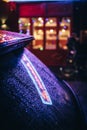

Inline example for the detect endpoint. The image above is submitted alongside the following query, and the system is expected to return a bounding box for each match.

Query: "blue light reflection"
[21,53,52,105]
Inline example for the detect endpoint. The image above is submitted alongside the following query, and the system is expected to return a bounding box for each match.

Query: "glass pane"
[45,18,57,27]
[58,17,71,50]
[18,18,31,35]
[32,17,44,50]
[45,18,57,50]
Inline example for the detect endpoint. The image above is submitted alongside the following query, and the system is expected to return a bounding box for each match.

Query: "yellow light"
[38,17,43,21]
[60,23,64,26]
[63,46,68,50]
[38,23,42,26]
[2,0,10,2]
[40,47,43,51]
[50,29,54,33]
[38,30,42,33]
[1,18,6,24]
[47,21,50,25]
[62,29,66,33]
[1,24,7,29]
[28,23,31,26]
[50,19,53,23]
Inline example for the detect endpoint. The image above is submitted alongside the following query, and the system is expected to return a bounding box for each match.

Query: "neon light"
[21,53,52,105]
[7,0,80,2]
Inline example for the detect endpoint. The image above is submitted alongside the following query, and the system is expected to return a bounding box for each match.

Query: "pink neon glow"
[21,53,52,105]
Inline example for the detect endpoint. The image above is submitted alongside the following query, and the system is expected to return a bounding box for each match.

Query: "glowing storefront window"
[58,17,71,50]
[18,18,31,35]
[33,17,44,50]
[45,18,57,50]
[45,18,57,27]
[18,17,71,50]
[21,53,52,105]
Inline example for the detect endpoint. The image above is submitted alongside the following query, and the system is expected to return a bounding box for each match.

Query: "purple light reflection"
[21,53,52,105]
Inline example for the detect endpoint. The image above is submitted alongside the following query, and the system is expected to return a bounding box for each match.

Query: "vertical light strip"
[21,53,52,105]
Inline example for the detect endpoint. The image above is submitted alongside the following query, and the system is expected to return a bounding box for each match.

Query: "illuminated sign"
[21,53,52,105]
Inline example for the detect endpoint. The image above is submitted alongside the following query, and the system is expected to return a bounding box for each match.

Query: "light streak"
[21,53,52,105]
[5,0,80,2]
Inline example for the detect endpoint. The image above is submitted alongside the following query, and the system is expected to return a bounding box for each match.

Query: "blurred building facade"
[0,1,87,66]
